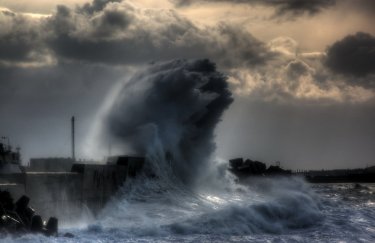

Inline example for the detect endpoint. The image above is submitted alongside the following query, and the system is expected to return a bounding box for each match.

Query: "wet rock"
[46,217,58,236]
[63,232,74,238]
[30,215,43,232]
[0,190,58,236]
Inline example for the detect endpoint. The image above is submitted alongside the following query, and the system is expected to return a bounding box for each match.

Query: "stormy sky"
[0,0,374,170]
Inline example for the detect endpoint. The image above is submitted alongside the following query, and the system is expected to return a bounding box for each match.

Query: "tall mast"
[71,116,75,161]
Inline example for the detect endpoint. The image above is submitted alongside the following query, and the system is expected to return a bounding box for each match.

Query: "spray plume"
[101,59,233,184]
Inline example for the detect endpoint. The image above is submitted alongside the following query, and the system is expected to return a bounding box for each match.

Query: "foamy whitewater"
[3,60,374,242]
[3,178,375,243]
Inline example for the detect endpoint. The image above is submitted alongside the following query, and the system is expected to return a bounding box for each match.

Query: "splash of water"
[76,59,324,239]
[99,59,233,185]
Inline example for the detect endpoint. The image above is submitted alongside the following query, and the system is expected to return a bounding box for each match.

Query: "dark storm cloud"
[172,0,335,18]
[0,0,373,101]
[0,0,274,68]
[325,32,375,83]
[93,7,132,31]
[285,59,312,79]
[46,2,273,67]
[0,0,372,103]
[270,0,335,17]
[343,0,375,16]
[1,9,15,17]
[0,11,44,63]
[325,32,375,89]
[78,0,123,14]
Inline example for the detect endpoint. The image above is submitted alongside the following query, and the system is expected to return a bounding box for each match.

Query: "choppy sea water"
[2,177,375,243]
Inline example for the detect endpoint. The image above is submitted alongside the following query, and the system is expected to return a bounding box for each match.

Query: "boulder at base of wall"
[0,190,59,236]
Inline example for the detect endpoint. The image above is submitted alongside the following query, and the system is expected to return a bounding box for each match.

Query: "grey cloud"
[0,0,274,68]
[283,60,313,92]
[214,24,273,67]
[326,32,375,77]
[0,0,373,105]
[0,11,43,63]
[46,3,273,67]
[325,32,375,89]
[48,5,75,35]
[94,7,132,31]
[1,9,15,17]
[285,59,312,79]
[78,0,123,14]
[172,0,335,19]
[228,49,374,104]
[271,0,335,17]
[342,0,375,16]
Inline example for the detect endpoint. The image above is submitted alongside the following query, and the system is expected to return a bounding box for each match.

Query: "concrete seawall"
[0,156,144,224]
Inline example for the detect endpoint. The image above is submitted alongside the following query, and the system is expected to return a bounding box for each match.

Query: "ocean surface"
[2,175,374,243]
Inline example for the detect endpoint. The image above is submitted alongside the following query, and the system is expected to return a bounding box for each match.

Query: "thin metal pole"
[71,116,75,160]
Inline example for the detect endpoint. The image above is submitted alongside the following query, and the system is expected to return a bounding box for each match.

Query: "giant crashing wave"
[84,59,323,238]
[102,59,233,185]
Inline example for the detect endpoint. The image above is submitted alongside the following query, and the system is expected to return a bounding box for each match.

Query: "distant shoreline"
[228,157,375,183]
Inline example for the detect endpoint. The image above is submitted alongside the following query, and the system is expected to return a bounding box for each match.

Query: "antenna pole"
[71,116,75,161]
